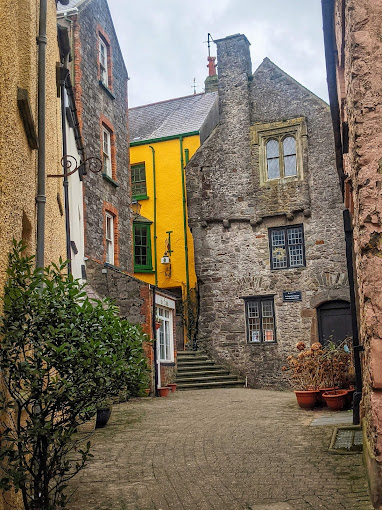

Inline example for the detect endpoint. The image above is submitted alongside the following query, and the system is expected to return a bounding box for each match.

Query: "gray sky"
[107,0,328,108]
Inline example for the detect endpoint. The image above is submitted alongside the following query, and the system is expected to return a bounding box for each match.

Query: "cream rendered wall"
[0,0,66,300]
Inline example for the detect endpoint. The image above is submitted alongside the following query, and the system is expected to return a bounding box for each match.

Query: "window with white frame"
[269,225,305,270]
[245,297,276,343]
[105,212,114,264]
[102,127,111,177]
[156,306,174,362]
[99,37,108,87]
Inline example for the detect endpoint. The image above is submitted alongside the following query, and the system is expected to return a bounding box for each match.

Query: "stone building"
[186,34,350,388]
[57,0,131,275]
[57,0,178,393]
[322,1,382,506]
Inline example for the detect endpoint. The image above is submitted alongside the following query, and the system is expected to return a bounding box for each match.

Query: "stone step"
[177,356,209,363]
[177,380,245,390]
[177,369,231,378]
[177,363,225,372]
[176,374,239,384]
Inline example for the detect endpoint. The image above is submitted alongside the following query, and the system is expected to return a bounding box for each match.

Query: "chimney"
[204,56,218,93]
[215,33,252,81]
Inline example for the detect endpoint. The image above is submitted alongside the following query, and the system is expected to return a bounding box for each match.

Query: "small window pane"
[287,227,303,245]
[283,136,296,156]
[131,164,147,197]
[266,139,279,158]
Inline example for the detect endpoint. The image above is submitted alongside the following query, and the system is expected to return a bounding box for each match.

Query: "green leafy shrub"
[0,241,149,509]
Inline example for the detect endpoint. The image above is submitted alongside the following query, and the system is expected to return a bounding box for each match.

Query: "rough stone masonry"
[186,34,350,388]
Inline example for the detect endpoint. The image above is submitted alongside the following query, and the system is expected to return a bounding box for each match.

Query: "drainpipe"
[149,146,158,286]
[151,285,160,396]
[36,0,48,269]
[343,209,363,425]
[179,136,190,296]
[60,65,72,274]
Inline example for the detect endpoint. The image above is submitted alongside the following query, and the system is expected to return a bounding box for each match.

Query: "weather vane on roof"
[192,78,197,94]
[203,33,214,57]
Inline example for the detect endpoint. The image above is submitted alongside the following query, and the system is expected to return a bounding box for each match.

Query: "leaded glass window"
[269,225,305,270]
[265,135,298,180]
[283,136,297,176]
[246,298,276,343]
[131,164,147,198]
[266,139,280,179]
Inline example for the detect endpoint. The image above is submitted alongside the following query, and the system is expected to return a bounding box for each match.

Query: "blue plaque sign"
[283,291,302,302]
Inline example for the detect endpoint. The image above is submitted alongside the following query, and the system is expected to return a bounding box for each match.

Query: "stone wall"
[71,0,132,272]
[329,0,382,505]
[187,34,349,388]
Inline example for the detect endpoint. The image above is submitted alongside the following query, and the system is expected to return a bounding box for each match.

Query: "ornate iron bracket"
[47,155,102,178]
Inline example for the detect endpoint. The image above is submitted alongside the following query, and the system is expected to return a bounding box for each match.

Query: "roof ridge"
[129,92,206,110]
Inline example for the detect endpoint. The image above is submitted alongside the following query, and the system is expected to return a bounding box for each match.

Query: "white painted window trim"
[102,127,111,177]
[156,304,174,363]
[99,37,108,87]
[105,212,114,265]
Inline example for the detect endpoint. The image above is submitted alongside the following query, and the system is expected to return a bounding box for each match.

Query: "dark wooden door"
[317,300,352,346]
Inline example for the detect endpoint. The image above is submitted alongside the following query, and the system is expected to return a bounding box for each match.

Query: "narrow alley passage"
[68,389,372,510]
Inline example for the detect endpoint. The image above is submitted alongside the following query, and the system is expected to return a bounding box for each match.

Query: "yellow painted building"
[129,92,218,347]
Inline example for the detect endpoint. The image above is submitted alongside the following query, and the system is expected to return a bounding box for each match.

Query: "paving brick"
[67,389,372,510]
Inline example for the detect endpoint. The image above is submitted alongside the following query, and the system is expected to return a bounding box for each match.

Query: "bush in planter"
[282,341,324,391]
[0,241,149,509]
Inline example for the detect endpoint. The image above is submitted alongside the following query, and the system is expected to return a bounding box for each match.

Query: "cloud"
[107,0,328,107]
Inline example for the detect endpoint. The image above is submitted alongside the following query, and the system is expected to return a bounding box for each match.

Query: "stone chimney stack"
[204,56,218,93]
[214,33,252,190]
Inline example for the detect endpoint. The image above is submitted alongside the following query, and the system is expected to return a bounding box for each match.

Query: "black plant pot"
[96,407,112,428]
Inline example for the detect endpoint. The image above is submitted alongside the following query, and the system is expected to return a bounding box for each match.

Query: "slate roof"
[57,0,89,13]
[129,92,218,143]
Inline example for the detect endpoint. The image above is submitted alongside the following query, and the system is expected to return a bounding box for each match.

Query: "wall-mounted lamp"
[132,200,142,219]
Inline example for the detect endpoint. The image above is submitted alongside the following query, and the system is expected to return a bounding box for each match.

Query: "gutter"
[179,136,190,296]
[149,146,158,286]
[130,131,199,147]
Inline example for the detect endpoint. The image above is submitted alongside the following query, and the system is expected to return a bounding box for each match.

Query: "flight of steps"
[176,351,245,390]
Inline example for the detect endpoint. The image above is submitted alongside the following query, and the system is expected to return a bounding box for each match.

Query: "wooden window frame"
[156,305,175,363]
[244,296,277,344]
[105,212,114,265]
[102,126,112,177]
[133,222,153,272]
[131,163,148,200]
[268,224,306,270]
[99,36,109,88]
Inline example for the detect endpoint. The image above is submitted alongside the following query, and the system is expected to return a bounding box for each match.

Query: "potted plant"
[320,339,354,410]
[283,341,323,408]
[96,398,113,428]
[167,383,177,393]
[158,386,170,397]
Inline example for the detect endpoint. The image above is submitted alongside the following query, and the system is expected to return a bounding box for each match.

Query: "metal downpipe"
[36,0,47,269]
[149,146,158,286]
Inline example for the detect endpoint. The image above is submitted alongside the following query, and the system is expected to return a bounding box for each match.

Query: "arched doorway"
[317,300,352,346]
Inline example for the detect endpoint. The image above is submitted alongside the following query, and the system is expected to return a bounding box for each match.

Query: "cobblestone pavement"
[68,388,372,510]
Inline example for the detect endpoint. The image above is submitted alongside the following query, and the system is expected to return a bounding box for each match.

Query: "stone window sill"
[99,81,115,100]
[102,173,119,187]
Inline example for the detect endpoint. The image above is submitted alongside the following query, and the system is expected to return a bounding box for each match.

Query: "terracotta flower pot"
[155,322,161,330]
[294,390,319,409]
[318,387,336,406]
[158,387,169,397]
[144,388,151,396]
[167,383,177,393]
[322,389,348,411]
